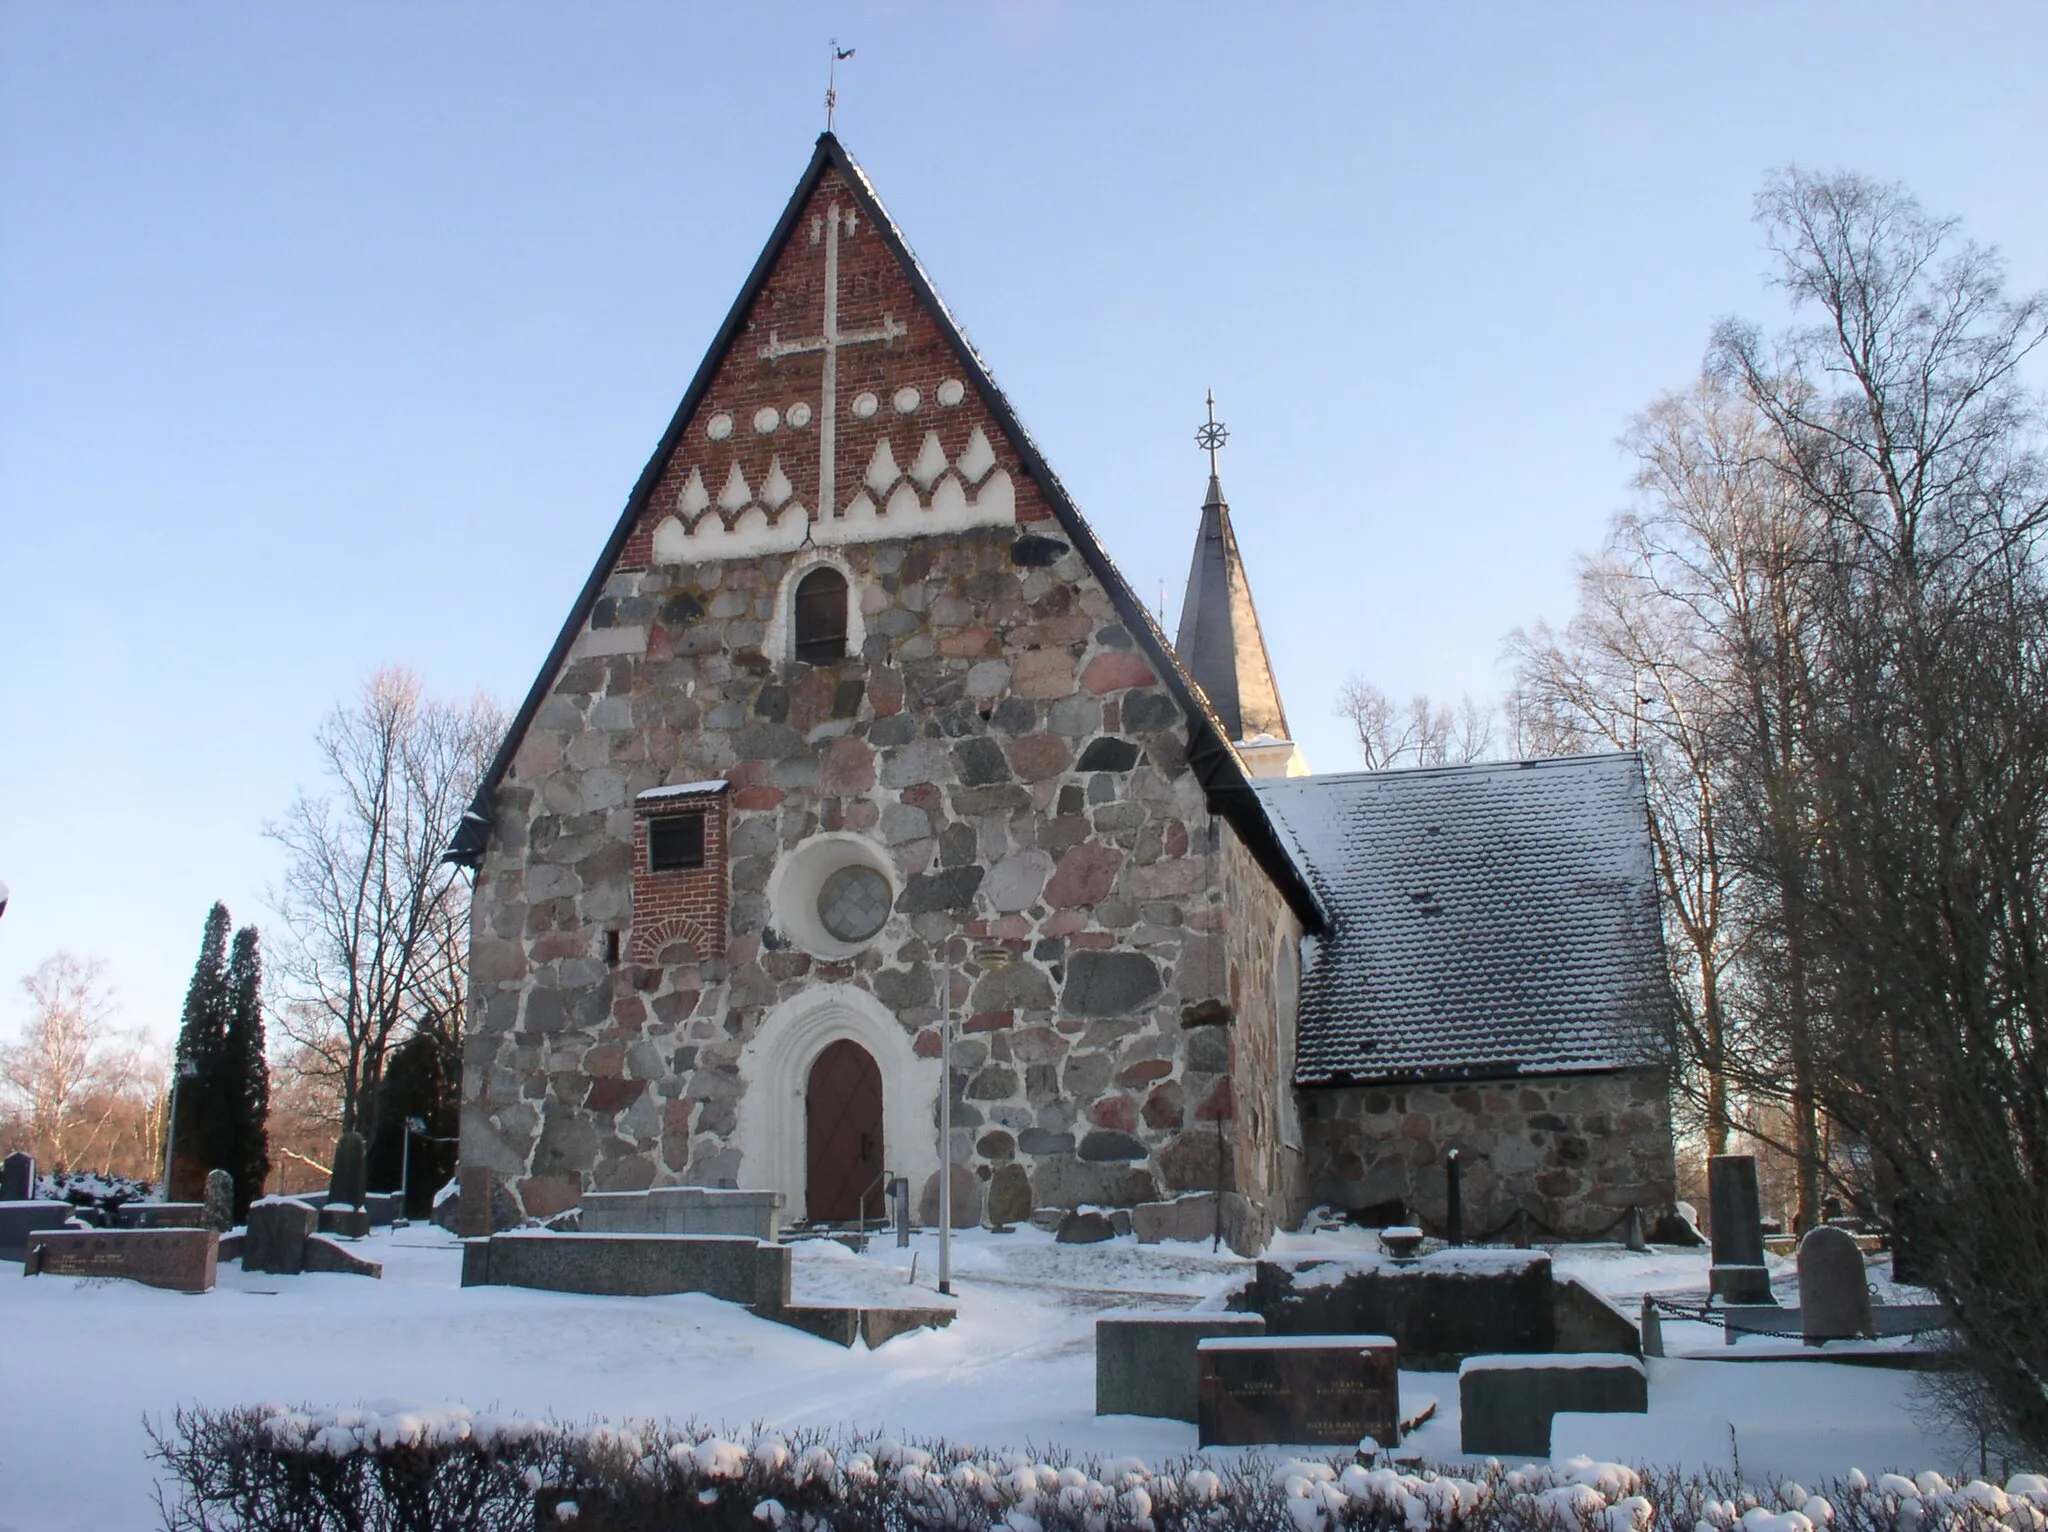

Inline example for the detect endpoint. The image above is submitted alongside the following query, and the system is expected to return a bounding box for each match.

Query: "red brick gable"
[617,168,1050,573]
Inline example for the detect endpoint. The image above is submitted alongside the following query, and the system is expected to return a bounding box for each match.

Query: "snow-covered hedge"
[40,1170,153,1212]
[149,1403,2048,1532]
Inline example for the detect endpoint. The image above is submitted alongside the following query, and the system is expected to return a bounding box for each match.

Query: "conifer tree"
[170,903,233,1200]
[222,925,271,1218]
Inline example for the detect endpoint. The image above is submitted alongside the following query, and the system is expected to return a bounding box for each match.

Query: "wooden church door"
[805,1039,883,1222]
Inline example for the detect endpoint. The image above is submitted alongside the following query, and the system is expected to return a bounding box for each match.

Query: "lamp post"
[159,1057,199,1202]
[937,948,954,1296]
[398,1117,426,1227]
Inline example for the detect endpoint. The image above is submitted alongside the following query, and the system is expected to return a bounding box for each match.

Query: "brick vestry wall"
[460,165,1291,1226]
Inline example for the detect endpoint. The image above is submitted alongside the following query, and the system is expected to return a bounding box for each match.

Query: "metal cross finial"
[825,40,855,131]
[1195,389,1229,476]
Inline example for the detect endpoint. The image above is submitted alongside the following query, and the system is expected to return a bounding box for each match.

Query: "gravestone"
[1459,1354,1646,1456]
[1132,1193,1221,1245]
[203,1170,234,1233]
[327,1131,367,1206]
[320,1132,370,1238]
[1708,1155,1774,1303]
[244,1198,319,1274]
[918,1164,982,1229]
[1056,1209,1115,1244]
[25,1228,218,1292]
[1197,1335,1400,1448]
[1798,1226,1874,1342]
[985,1164,1032,1227]
[1096,1312,1266,1421]
[0,1201,77,1261]
[1,1149,35,1202]
[114,1202,208,1229]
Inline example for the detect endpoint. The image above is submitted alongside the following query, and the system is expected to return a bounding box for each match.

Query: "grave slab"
[1097,1311,1267,1421]
[0,1201,79,1262]
[580,1187,784,1241]
[318,1204,371,1240]
[113,1202,208,1230]
[1196,1334,1399,1448]
[303,1236,383,1278]
[461,1231,791,1310]
[1459,1354,1647,1457]
[24,1228,218,1293]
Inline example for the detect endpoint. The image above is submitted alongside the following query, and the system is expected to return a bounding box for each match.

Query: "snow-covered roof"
[636,780,729,802]
[1253,753,1670,1085]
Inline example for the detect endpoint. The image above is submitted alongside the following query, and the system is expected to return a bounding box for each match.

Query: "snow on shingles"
[1253,754,1668,1084]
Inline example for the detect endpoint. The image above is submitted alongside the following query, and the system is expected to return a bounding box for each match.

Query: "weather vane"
[825,39,855,131]
[1195,389,1229,476]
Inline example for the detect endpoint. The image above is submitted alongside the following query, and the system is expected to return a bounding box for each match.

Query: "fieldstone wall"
[1215,823,1310,1247]
[462,520,1265,1221]
[1299,1071,1675,1238]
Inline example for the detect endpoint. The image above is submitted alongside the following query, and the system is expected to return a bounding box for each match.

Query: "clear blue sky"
[4,4,2045,1050]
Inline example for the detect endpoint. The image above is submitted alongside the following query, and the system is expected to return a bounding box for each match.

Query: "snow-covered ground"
[0,1224,1983,1532]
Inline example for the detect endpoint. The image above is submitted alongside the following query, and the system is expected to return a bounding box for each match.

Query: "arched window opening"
[793,566,850,663]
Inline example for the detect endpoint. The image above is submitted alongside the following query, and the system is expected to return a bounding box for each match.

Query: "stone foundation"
[1299,1070,1675,1238]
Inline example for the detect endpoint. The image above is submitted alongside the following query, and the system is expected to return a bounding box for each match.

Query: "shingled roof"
[1254,753,1671,1085]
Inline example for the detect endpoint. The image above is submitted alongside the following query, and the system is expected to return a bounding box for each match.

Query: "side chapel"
[451,135,1678,1250]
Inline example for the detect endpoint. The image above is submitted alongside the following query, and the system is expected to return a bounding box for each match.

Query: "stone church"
[451,134,1677,1250]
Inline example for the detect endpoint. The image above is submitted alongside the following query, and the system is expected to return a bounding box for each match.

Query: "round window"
[816,864,891,944]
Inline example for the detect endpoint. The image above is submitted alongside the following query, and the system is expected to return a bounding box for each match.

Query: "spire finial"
[1195,389,1229,478]
[825,40,855,131]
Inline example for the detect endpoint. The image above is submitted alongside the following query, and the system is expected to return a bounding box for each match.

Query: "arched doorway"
[806,1038,883,1222]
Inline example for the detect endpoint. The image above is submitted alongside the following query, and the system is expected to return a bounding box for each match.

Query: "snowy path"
[0,1226,1974,1531]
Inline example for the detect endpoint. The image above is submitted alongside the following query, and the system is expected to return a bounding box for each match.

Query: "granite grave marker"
[25,1227,218,1292]
[1196,1335,1400,1448]
[1799,1225,1875,1342]
[0,1149,34,1202]
[1708,1154,1774,1303]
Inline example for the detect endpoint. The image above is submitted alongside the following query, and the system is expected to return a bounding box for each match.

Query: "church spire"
[1173,397,1307,778]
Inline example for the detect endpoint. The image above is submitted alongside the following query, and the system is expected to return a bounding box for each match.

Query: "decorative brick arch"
[631,913,715,965]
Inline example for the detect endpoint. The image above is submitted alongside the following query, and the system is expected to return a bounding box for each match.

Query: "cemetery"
[1,1141,2028,1528]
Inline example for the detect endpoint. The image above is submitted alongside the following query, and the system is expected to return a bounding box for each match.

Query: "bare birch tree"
[267,668,503,1139]
[0,954,159,1173]
[1713,169,2048,1454]
[1335,680,1495,770]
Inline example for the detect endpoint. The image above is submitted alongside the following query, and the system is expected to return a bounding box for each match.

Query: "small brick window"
[793,566,849,662]
[631,783,729,964]
[648,812,706,872]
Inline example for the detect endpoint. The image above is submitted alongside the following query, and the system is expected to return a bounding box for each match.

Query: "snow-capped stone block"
[1458,1354,1646,1457]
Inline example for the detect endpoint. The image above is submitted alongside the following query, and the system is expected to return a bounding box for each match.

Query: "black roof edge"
[447,132,1329,935]
[1295,1061,1666,1090]
[446,135,844,867]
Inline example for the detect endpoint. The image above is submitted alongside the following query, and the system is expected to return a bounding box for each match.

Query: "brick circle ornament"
[754,406,781,434]
[787,401,813,428]
[937,378,966,407]
[851,391,879,420]
[893,386,921,414]
[706,413,734,441]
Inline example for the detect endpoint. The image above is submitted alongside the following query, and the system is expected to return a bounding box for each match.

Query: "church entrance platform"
[459,1229,952,1348]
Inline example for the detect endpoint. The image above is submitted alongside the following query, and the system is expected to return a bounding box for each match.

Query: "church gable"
[619,164,1041,570]
[455,136,1324,1239]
